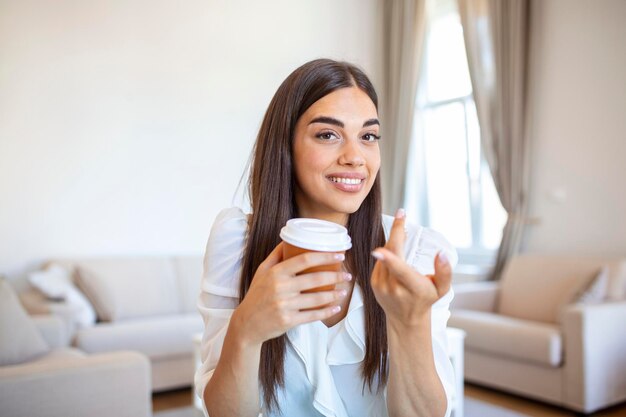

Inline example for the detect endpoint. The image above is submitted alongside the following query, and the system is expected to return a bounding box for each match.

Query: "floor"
[153,388,196,413]
[153,384,626,416]
[464,384,626,417]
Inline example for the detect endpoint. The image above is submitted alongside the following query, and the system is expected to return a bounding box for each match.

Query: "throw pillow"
[498,255,602,324]
[0,278,49,365]
[606,260,626,301]
[74,258,181,322]
[28,264,96,328]
[574,266,609,304]
[575,266,609,304]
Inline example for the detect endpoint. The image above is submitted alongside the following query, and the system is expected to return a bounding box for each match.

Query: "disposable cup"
[280,218,352,293]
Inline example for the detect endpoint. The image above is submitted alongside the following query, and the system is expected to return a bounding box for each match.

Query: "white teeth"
[329,177,363,185]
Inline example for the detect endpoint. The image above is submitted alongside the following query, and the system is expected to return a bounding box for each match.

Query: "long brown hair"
[239,59,387,413]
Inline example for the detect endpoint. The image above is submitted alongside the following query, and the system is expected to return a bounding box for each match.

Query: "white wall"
[4,0,623,281]
[0,0,383,279]
[523,0,626,256]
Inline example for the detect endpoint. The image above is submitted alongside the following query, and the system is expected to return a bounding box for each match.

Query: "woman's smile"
[326,172,366,192]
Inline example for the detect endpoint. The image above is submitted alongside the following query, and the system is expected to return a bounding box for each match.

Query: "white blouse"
[195,207,458,417]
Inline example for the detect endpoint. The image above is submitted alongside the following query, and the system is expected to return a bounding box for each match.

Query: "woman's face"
[293,86,381,225]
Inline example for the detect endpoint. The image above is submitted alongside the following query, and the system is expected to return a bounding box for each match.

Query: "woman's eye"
[362,133,381,142]
[315,131,338,141]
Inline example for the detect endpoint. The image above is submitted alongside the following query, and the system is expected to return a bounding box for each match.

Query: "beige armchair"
[449,255,626,414]
[0,314,152,417]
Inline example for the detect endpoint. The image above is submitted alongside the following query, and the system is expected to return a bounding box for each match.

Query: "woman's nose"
[338,139,365,167]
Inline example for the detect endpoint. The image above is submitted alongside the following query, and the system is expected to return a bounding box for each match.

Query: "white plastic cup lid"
[280,218,352,252]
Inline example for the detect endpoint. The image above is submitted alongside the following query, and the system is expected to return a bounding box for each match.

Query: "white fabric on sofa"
[28,264,96,328]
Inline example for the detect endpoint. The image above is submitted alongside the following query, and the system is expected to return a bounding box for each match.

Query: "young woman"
[195,59,458,417]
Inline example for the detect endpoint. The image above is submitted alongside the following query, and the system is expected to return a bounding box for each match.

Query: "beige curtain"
[458,0,531,279]
[381,0,428,213]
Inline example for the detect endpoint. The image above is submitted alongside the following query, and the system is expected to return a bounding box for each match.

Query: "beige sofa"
[449,255,626,413]
[1,280,151,417]
[20,256,205,392]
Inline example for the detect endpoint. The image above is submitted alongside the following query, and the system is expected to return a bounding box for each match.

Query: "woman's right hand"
[230,242,350,346]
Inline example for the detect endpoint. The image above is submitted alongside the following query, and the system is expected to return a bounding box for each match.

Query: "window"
[405,0,507,266]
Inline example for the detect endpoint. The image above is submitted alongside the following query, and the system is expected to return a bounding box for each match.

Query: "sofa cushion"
[74,314,203,360]
[31,315,71,349]
[0,279,49,365]
[173,256,203,313]
[449,309,562,367]
[497,255,602,323]
[74,258,181,321]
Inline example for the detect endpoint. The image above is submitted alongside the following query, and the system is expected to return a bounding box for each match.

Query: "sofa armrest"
[0,351,151,417]
[562,301,626,413]
[451,281,500,312]
[31,314,71,349]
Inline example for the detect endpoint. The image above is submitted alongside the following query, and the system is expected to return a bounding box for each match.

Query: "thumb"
[432,251,452,297]
[385,208,406,259]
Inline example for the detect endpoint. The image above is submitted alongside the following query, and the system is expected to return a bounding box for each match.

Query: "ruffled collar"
[286,283,366,417]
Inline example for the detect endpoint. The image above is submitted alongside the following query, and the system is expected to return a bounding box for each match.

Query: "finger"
[258,242,285,272]
[289,270,352,293]
[385,208,406,259]
[370,258,382,287]
[371,247,420,291]
[284,289,348,310]
[277,251,345,276]
[432,251,452,297]
[370,256,390,293]
[292,304,342,326]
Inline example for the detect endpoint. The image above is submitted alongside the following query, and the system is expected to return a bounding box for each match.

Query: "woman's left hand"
[371,210,452,327]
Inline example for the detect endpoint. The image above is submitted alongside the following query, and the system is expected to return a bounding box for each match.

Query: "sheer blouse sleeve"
[193,207,248,408]
[406,224,459,417]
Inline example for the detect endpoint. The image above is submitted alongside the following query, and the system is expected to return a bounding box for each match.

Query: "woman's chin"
[331,200,366,216]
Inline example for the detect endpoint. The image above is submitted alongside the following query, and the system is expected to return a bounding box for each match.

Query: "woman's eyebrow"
[363,118,380,127]
[309,116,380,128]
[309,116,344,127]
